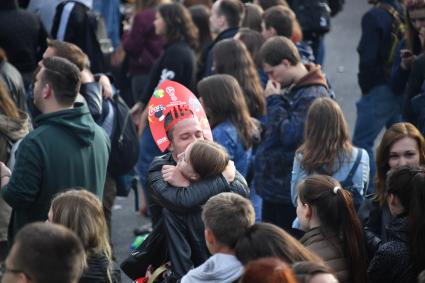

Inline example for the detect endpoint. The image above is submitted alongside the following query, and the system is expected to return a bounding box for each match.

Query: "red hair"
[240,257,298,283]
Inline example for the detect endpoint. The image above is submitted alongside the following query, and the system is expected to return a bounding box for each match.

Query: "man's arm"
[148,156,249,213]
[1,138,42,209]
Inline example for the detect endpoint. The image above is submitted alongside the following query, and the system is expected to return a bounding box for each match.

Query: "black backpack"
[107,94,139,177]
[292,0,331,35]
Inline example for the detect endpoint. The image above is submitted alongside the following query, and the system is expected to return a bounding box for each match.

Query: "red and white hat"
[147,80,212,152]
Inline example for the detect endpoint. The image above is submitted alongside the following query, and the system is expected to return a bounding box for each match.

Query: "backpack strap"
[342,148,363,185]
[376,2,404,38]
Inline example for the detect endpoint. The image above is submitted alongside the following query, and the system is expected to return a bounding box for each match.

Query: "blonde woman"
[49,189,121,283]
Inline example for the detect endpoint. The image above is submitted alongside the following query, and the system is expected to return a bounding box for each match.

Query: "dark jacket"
[2,103,110,242]
[402,53,425,123]
[140,40,196,104]
[357,0,404,94]
[254,64,330,204]
[122,7,165,76]
[80,253,121,283]
[51,1,105,73]
[300,227,350,283]
[198,27,239,80]
[0,60,28,112]
[147,152,250,280]
[0,2,47,74]
[368,216,415,283]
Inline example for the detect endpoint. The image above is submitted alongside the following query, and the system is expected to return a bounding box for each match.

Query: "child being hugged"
[163,139,231,187]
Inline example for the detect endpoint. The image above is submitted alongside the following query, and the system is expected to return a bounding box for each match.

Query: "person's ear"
[204,228,215,246]
[189,173,200,181]
[304,203,313,220]
[270,27,278,37]
[43,83,53,99]
[167,142,174,152]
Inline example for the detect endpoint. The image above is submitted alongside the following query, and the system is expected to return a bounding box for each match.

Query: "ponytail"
[298,175,368,283]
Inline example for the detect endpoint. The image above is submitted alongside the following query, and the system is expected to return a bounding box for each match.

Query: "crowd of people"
[1,0,425,282]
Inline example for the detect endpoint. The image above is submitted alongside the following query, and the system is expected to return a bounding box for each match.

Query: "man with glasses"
[0,56,110,243]
[1,222,85,283]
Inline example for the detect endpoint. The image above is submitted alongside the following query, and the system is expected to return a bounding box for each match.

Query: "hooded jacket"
[181,253,242,283]
[254,64,331,204]
[2,103,110,242]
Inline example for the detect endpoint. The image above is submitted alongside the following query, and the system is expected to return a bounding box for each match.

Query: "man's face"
[263,61,292,86]
[2,244,28,283]
[33,67,46,111]
[210,0,224,34]
[169,118,204,161]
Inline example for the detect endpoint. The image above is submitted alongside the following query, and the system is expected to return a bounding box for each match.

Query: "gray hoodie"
[181,253,243,283]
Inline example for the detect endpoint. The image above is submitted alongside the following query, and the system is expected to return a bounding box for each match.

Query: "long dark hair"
[197,74,259,149]
[298,175,368,283]
[386,165,425,274]
[406,1,425,54]
[189,5,212,53]
[158,2,199,49]
[297,97,352,175]
[212,38,266,117]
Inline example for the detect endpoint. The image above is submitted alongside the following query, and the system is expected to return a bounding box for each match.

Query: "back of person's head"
[292,261,338,283]
[376,122,425,205]
[241,3,263,32]
[262,6,293,38]
[188,140,229,179]
[136,0,166,10]
[202,192,255,249]
[46,39,86,71]
[297,175,367,283]
[236,27,265,68]
[236,222,322,265]
[240,257,298,283]
[50,189,111,259]
[298,97,352,175]
[216,0,243,28]
[212,38,265,117]
[197,74,258,149]
[159,2,199,49]
[189,4,212,51]
[183,0,212,8]
[260,36,300,66]
[386,165,425,273]
[40,56,81,107]
[7,222,85,283]
[256,0,288,10]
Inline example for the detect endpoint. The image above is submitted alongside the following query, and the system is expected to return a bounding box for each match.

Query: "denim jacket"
[290,147,370,207]
[213,120,251,177]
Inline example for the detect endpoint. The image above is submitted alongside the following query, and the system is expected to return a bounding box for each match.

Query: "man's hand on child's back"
[162,165,190,187]
[222,160,236,184]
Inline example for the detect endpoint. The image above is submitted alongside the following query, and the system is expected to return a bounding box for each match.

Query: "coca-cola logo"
[148,104,165,117]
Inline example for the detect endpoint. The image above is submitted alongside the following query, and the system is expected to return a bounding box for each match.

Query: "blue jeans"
[353,85,402,194]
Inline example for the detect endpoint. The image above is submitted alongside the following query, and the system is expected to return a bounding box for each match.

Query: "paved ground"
[111,1,370,282]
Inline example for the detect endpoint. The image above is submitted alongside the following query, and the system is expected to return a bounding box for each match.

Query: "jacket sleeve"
[1,138,42,209]
[402,55,425,121]
[147,157,249,213]
[357,13,382,94]
[274,92,320,150]
[368,243,400,282]
[391,40,410,96]
[80,82,103,123]
[290,153,307,207]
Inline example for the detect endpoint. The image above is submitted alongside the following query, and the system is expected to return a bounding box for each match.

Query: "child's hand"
[222,160,236,183]
[162,165,190,187]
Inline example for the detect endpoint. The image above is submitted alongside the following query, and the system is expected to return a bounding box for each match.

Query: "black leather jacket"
[148,152,250,215]
[147,152,250,281]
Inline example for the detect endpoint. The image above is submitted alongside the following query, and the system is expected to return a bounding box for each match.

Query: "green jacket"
[2,103,110,241]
